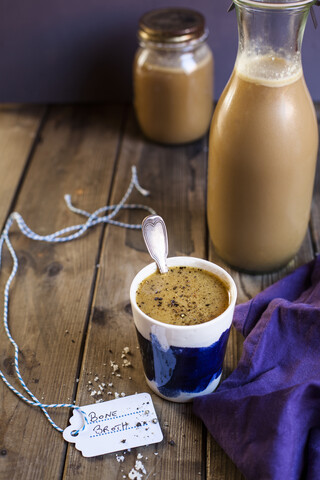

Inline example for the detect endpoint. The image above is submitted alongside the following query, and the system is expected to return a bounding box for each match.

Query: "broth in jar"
[133,8,214,144]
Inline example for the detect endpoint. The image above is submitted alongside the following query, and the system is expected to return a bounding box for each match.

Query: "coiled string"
[0,166,156,433]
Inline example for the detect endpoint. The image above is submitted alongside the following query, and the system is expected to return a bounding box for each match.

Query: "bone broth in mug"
[136,266,229,326]
[130,257,237,402]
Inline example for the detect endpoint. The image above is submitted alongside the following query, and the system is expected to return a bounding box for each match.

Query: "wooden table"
[0,104,319,480]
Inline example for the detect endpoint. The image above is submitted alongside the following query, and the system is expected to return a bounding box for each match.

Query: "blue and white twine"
[0,166,156,434]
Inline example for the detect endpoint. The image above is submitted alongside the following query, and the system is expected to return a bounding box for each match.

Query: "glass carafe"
[207,0,318,272]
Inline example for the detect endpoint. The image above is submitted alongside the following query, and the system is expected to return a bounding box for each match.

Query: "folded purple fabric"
[193,256,320,480]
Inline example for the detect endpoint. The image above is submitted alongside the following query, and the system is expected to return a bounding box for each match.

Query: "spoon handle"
[142,215,168,274]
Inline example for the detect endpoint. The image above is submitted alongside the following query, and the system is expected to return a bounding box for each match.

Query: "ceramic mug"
[130,256,237,402]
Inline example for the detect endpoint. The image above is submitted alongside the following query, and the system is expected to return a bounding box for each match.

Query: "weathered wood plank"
[63,109,209,479]
[1,101,319,480]
[0,105,124,480]
[206,232,315,479]
[0,105,45,225]
[206,106,319,479]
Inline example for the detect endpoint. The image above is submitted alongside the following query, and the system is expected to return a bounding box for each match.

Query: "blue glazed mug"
[130,256,237,402]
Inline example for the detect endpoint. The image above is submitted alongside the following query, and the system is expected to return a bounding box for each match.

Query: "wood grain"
[0,103,318,480]
[206,108,320,479]
[0,105,125,480]
[63,110,209,479]
[0,105,45,225]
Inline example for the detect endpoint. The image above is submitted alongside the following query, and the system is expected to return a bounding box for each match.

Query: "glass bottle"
[133,8,214,144]
[207,0,318,272]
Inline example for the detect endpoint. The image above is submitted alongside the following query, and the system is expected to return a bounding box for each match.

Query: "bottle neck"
[234,0,313,73]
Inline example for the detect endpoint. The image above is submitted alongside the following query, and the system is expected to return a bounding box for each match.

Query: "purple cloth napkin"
[193,256,320,480]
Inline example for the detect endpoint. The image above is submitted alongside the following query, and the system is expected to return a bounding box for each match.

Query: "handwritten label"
[63,393,163,457]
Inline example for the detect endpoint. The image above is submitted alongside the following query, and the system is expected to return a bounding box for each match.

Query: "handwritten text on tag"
[63,393,163,457]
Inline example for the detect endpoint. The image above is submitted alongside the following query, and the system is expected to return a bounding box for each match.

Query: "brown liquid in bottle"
[207,55,318,272]
[134,51,213,144]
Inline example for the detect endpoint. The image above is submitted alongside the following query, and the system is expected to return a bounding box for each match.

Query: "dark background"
[1,0,319,103]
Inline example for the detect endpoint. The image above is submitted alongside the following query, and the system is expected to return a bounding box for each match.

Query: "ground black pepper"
[136,266,229,326]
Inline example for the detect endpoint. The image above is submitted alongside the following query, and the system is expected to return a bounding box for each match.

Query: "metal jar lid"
[138,8,207,44]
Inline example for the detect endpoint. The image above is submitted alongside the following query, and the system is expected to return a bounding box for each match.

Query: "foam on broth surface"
[136,266,229,326]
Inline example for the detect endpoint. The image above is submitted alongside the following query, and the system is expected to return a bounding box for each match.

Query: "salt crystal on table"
[135,460,146,474]
[128,469,142,480]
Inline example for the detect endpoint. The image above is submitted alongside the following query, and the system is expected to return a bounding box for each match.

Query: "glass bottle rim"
[233,0,316,9]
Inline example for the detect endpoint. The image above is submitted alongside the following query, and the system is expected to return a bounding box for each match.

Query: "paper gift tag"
[63,393,163,457]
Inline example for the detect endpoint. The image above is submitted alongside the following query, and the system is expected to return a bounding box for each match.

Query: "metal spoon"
[142,215,168,274]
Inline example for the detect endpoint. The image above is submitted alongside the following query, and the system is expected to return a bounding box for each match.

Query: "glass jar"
[207,0,318,273]
[133,8,214,145]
